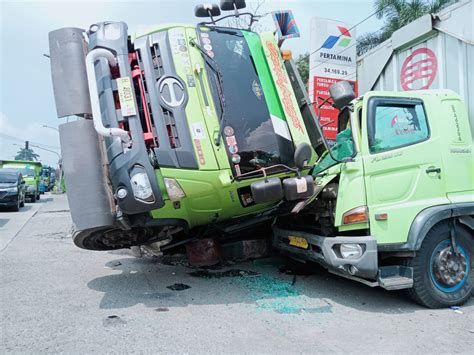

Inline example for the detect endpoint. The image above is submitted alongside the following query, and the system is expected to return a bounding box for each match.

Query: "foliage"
[357,0,458,55]
[15,148,40,161]
[224,0,267,32]
[295,53,310,87]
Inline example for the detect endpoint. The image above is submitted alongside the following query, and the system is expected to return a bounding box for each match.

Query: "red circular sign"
[400,48,438,91]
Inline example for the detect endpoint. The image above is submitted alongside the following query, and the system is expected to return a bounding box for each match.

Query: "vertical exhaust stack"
[49,28,115,237]
[48,28,92,118]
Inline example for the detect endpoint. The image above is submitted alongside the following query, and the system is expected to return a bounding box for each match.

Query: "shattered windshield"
[200,27,294,176]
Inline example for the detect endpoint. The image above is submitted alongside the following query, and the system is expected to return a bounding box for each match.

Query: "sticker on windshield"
[252,80,263,100]
[202,37,211,45]
[226,135,237,146]
[204,44,212,51]
[200,32,209,38]
[234,164,241,176]
[224,126,234,136]
[231,154,241,164]
[228,145,239,154]
[206,51,214,58]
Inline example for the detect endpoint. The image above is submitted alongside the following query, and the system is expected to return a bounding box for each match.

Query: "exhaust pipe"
[48,28,92,118]
[85,48,131,145]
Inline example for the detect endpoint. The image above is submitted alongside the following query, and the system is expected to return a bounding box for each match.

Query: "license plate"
[116,77,137,117]
[288,236,309,249]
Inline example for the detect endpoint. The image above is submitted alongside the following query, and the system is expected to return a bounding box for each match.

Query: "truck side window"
[369,101,429,153]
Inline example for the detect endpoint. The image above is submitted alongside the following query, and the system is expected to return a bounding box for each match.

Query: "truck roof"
[0,159,42,167]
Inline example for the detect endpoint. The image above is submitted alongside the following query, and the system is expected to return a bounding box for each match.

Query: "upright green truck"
[273,82,473,308]
[0,160,42,202]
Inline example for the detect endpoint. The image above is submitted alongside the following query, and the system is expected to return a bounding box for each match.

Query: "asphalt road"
[1,194,473,353]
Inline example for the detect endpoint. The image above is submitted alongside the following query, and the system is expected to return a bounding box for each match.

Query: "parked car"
[0,169,26,211]
[0,160,42,203]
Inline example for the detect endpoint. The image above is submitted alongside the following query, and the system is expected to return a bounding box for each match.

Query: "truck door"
[361,94,450,245]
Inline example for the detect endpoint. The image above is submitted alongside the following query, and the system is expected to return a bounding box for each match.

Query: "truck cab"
[49,2,322,251]
[273,84,473,308]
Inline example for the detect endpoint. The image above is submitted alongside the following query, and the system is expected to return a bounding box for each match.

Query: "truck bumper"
[273,226,378,279]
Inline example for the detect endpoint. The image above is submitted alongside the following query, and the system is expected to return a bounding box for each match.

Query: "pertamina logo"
[321,26,352,49]
[319,26,353,63]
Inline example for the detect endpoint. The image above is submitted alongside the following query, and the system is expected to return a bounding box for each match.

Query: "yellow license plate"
[288,236,309,249]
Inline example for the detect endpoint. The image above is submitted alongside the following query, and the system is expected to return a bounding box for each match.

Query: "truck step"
[377,266,413,290]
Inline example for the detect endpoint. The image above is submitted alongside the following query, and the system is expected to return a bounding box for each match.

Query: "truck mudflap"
[273,226,415,290]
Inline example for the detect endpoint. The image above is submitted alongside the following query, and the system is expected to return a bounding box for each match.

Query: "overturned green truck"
[48,2,323,251]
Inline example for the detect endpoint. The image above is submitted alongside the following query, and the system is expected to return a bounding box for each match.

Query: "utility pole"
[23,141,29,160]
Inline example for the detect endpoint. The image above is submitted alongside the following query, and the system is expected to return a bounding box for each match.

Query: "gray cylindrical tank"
[59,120,114,231]
[49,27,92,118]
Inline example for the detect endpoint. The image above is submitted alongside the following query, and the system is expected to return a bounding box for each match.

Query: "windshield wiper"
[189,37,227,146]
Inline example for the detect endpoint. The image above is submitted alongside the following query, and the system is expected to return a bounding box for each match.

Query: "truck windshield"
[20,168,35,177]
[202,27,294,175]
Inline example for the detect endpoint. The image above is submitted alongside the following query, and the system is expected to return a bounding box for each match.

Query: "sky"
[0,0,382,167]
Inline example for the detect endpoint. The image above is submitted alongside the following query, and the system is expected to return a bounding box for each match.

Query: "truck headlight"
[164,178,185,201]
[130,167,154,202]
[340,244,363,259]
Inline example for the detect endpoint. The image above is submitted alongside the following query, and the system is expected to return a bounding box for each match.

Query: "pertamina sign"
[309,17,357,143]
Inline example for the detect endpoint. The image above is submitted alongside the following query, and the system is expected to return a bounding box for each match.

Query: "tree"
[357,0,457,55]
[15,148,40,161]
[295,53,310,88]
[224,0,267,32]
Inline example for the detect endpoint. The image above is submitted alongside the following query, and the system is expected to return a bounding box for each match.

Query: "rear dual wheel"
[406,222,472,308]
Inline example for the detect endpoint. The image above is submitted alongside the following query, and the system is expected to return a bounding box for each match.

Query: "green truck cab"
[0,160,42,202]
[273,83,474,308]
[48,3,322,251]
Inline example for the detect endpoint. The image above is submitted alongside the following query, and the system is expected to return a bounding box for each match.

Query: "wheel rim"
[430,239,469,293]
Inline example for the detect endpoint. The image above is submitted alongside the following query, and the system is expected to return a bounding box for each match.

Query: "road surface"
[1,194,473,353]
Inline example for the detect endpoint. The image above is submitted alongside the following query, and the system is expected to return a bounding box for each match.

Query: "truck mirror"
[220,0,246,11]
[329,81,356,109]
[294,142,312,170]
[251,177,283,204]
[195,3,221,18]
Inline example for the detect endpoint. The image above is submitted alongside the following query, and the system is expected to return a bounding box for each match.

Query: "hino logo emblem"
[159,77,185,108]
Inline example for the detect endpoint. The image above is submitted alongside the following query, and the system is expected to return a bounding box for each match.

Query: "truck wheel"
[406,221,472,308]
[30,196,36,203]
[37,193,40,200]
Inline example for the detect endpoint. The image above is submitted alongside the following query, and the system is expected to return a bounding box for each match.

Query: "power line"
[0,133,60,150]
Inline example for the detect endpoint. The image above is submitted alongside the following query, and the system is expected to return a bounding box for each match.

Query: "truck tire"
[30,195,36,203]
[406,221,473,308]
[37,193,40,200]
